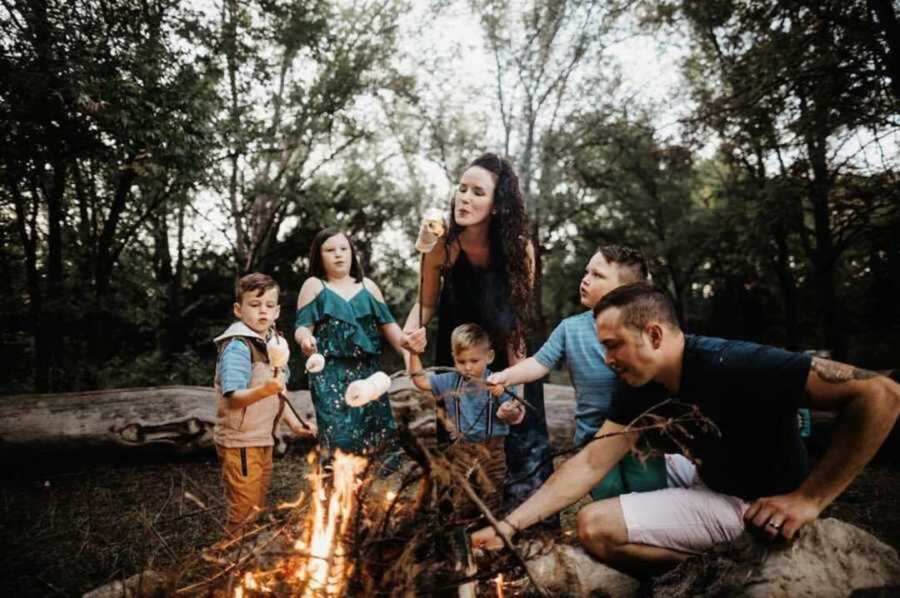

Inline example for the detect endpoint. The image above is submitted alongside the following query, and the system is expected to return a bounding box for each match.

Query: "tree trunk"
[869,0,900,100]
[530,222,547,341]
[152,205,185,357]
[44,156,67,391]
[7,168,47,392]
[24,1,69,392]
[807,144,844,358]
[0,384,578,458]
[799,84,844,358]
[772,224,801,350]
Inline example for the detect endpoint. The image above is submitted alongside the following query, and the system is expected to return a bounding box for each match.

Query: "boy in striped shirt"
[488,246,666,499]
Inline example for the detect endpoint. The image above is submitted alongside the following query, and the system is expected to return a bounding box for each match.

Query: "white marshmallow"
[414,209,446,253]
[305,352,325,373]
[344,371,392,407]
[266,334,290,369]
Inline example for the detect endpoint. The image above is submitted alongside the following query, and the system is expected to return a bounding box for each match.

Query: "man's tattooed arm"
[811,357,880,384]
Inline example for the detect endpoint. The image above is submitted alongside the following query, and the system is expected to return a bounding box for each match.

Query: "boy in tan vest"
[213,273,312,537]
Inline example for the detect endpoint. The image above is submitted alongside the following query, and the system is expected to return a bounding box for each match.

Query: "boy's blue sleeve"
[428,372,458,400]
[533,320,567,369]
[219,339,252,395]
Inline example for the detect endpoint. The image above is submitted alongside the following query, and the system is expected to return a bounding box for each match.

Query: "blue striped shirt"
[533,311,618,446]
[218,338,290,395]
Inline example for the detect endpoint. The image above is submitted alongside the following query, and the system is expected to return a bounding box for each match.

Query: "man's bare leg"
[576,498,691,577]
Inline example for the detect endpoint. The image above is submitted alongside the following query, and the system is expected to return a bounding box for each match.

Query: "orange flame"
[293,450,367,597]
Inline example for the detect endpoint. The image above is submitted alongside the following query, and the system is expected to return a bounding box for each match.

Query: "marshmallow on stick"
[266,330,316,433]
[305,353,325,373]
[414,209,447,253]
[344,371,392,407]
[266,333,290,370]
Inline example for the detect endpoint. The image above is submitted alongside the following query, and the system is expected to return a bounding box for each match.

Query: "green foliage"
[215,0,412,273]
[627,0,900,357]
[2,0,898,394]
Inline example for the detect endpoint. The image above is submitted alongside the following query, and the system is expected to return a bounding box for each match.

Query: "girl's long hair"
[307,228,364,282]
[446,153,534,346]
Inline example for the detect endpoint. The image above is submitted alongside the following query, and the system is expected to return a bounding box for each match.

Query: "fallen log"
[524,543,638,597]
[0,382,577,459]
[82,569,168,598]
[653,518,900,597]
[0,386,316,459]
[516,518,900,596]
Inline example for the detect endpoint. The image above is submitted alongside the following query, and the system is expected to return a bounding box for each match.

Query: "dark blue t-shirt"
[607,335,812,500]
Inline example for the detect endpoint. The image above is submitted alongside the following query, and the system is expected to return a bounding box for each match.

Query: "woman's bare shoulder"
[362,277,386,302]
[297,277,324,308]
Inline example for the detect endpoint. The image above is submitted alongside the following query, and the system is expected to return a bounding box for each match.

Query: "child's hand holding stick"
[496,400,525,425]
[298,333,318,357]
[266,330,315,432]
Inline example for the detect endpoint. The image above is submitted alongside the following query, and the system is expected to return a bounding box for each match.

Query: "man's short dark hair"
[598,244,648,282]
[593,282,679,330]
[236,273,279,304]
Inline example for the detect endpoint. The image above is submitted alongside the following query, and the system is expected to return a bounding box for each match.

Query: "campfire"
[195,383,523,597]
[221,449,375,597]
[171,387,712,597]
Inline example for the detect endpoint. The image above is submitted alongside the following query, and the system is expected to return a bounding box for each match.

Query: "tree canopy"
[1,0,898,394]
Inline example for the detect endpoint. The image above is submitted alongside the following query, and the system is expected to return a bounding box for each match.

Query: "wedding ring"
[767,521,781,529]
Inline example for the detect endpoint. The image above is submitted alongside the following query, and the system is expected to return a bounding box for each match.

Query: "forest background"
[2,0,899,396]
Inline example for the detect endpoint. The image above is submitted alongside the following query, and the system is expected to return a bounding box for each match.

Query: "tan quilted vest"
[212,324,285,448]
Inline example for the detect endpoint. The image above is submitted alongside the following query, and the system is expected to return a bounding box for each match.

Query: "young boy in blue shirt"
[213,273,312,537]
[488,246,667,500]
[409,323,524,514]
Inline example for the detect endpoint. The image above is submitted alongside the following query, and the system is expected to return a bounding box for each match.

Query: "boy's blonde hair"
[235,272,279,304]
[450,323,492,354]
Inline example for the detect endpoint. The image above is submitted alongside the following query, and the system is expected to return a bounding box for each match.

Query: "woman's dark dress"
[435,247,555,513]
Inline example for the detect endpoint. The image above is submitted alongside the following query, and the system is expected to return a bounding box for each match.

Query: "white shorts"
[618,454,749,554]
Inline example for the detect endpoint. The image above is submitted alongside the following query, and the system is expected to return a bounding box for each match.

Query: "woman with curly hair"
[402,153,555,515]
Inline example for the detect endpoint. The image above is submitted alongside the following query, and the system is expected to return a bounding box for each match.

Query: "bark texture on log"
[0,383,576,456]
[526,543,639,597]
[654,518,900,597]
[82,569,167,598]
[524,519,900,597]
[0,386,316,455]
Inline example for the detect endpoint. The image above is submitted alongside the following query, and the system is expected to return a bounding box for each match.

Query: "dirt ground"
[1,448,898,597]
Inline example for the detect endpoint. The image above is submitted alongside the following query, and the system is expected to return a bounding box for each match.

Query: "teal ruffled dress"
[295,284,397,454]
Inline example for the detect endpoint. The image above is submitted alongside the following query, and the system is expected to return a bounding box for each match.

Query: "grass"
[0,450,314,597]
[1,450,898,597]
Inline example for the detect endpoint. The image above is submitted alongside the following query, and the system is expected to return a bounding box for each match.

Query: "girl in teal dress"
[294,228,407,454]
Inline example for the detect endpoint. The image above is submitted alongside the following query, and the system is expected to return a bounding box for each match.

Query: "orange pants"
[216,445,273,536]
